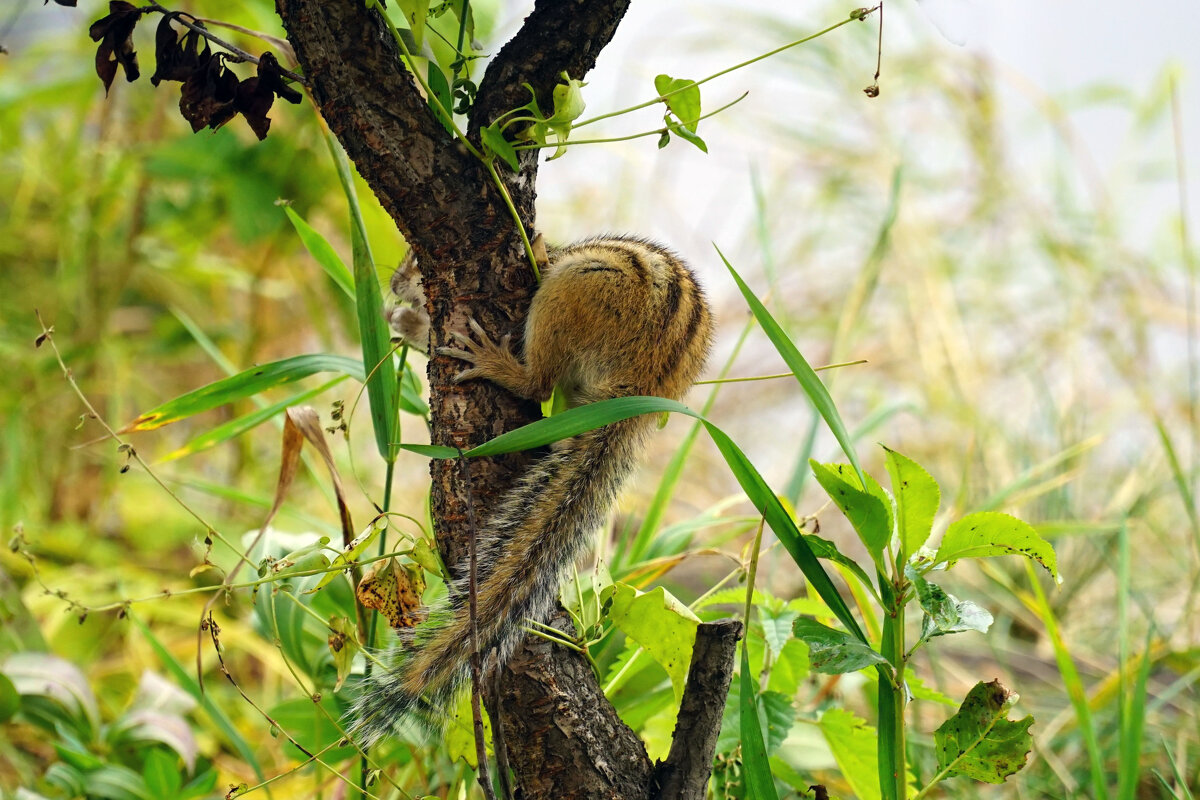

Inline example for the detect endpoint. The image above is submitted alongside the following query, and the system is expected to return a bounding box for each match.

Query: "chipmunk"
[350,235,713,744]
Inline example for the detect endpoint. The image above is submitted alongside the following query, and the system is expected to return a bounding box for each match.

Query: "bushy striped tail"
[347,417,649,747]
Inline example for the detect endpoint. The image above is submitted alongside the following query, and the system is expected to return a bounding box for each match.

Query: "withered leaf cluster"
[84,1,302,140]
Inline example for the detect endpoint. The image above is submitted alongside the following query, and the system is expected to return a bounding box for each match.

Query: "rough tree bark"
[273,2,739,797]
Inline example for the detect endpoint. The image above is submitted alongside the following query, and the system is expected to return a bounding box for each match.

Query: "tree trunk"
[274,2,737,796]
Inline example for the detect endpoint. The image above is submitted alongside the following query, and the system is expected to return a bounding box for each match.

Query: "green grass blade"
[283,206,355,300]
[1026,561,1107,798]
[128,614,265,784]
[124,354,365,432]
[327,132,399,463]
[401,395,869,642]
[740,646,781,800]
[158,377,348,463]
[1154,416,1200,552]
[717,245,866,485]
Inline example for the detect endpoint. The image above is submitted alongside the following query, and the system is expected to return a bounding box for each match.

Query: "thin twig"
[459,452,497,800]
[141,3,310,86]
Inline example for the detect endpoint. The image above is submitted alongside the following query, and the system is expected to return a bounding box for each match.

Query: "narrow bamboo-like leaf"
[124,355,364,432]
[718,246,866,484]
[882,445,940,559]
[128,615,264,781]
[740,647,780,800]
[937,511,1060,583]
[327,133,399,463]
[398,395,869,641]
[158,377,347,463]
[283,206,354,299]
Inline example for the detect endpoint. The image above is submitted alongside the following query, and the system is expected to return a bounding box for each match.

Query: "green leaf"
[605,583,699,702]
[759,606,798,661]
[801,533,878,599]
[664,115,708,153]
[883,446,940,558]
[810,461,892,558]
[179,768,218,800]
[793,618,888,674]
[766,638,810,696]
[759,690,797,754]
[83,765,153,800]
[141,750,181,799]
[426,62,453,132]
[908,567,993,643]
[128,615,265,781]
[397,0,430,48]
[481,123,519,171]
[399,361,429,416]
[401,395,868,643]
[159,377,347,463]
[125,355,364,432]
[283,206,354,299]
[0,672,19,723]
[739,647,780,800]
[268,695,357,763]
[315,520,384,590]
[933,680,1033,784]
[328,132,400,463]
[718,247,866,484]
[936,511,1061,583]
[820,707,883,800]
[654,74,702,131]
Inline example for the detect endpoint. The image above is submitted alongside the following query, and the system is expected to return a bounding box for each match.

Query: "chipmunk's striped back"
[349,236,712,745]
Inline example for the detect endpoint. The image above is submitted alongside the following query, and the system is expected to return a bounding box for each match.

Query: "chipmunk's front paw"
[436,318,513,383]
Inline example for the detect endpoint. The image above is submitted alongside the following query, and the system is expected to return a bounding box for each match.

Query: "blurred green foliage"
[1,0,1198,798]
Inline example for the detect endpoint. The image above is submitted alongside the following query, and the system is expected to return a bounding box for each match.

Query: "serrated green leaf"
[793,618,888,674]
[820,707,882,800]
[759,607,798,661]
[934,680,1033,784]
[283,206,354,299]
[124,355,365,432]
[936,511,1060,583]
[883,446,940,557]
[605,583,699,702]
[766,638,810,696]
[908,566,993,643]
[811,461,892,558]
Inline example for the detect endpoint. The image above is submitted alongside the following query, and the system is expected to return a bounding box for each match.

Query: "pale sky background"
[529,0,1200,279]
